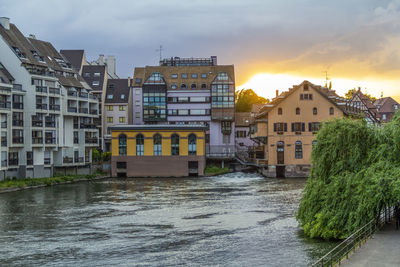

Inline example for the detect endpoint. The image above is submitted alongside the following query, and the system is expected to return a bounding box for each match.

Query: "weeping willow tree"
[297,112,400,239]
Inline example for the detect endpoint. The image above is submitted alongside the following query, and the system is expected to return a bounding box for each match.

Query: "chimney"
[106,55,116,78]
[0,17,10,30]
[276,90,279,97]
[98,54,104,65]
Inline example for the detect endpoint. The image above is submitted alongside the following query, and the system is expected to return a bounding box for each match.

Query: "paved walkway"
[342,221,400,267]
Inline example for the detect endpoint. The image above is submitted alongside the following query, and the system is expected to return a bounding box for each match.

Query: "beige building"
[252,81,360,177]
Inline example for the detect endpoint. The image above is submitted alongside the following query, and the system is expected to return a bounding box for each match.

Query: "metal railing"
[36,86,47,93]
[49,87,60,94]
[313,206,395,266]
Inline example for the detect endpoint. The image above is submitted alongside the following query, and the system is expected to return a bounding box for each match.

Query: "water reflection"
[0,172,336,266]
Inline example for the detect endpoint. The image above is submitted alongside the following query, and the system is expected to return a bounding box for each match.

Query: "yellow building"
[111,125,206,177]
[252,81,361,177]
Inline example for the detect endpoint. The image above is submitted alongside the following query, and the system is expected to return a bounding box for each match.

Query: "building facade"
[0,17,100,179]
[252,81,361,178]
[103,79,131,151]
[374,97,399,122]
[349,89,380,125]
[111,125,206,177]
[132,56,235,159]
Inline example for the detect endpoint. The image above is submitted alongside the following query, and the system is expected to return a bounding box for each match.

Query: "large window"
[309,122,321,132]
[118,134,127,156]
[329,107,334,115]
[136,134,144,156]
[153,134,162,156]
[291,122,305,133]
[273,122,287,132]
[171,134,179,155]
[188,134,197,155]
[295,141,303,159]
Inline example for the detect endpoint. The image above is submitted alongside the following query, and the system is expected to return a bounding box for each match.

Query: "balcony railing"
[45,121,56,128]
[0,101,11,109]
[1,121,7,128]
[12,137,24,144]
[79,92,88,98]
[12,120,23,127]
[9,159,18,166]
[12,84,23,91]
[44,158,51,165]
[67,107,77,113]
[89,94,97,100]
[79,108,88,114]
[49,104,60,111]
[27,159,33,166]
[90,109,97,115]
[32,119,43,127]
[63,157,73,163]
[49,87,60,94]
[85,137,98,144]
[80,123,96,129]
[32,137,43,144]
[75,157,84,163]
[12,102,23,109]
[36,86,47,93]
[67,91,77,97]
[45,137,56,144]
[205,145,235,158]
[36,103,47,110]
[1,160,7,167]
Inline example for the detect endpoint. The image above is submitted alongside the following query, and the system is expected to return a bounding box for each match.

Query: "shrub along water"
[297,113,400,239]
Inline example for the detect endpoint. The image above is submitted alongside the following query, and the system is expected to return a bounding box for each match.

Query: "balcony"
[45,137,56,144]
[67,91,77,97]
[205,145,235,159]
[0,101,11,109]
[45,120,56,128]
[67,107,77,113]
[79,92,88,99]
[79,108,88,114]
[27,159,33,166]
[49,104,60,111]
[13,120,23,127]
[73,137,79,144]
[90,109,97,115]
[36,103,48,110]
[1,138,7,147]
[9,159,18,166]
[63,157,73,164]
[44,158,51,165]
[36,86,47,93]
[12,137,24,144]
[85,137,98,144]
[93,118,101,125]
[1,121,7,128]
[12,84,23,91]
[12,102,23,109]
[32,137,43,144]
[32,118,43,127]
[89,94,97,100]
[49,87,60,94]
[80,123,96,129]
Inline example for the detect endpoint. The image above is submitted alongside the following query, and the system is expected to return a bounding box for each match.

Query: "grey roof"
[82,65,106,92]
[105,79,130,104]
[60,50,84,72]
[0,62,14,84]
[110,124,208,131]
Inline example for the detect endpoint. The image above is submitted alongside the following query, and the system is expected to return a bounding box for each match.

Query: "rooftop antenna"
[156,45,163,61]
[324,70,330,88]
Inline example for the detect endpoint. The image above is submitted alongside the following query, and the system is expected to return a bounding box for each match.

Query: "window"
[188,134,197,155]
[236,130,247,138]
[180,84,187,89]
[304,84,309,91]
[117,162,127,168]
[181,73,188,79]
[171,134,179,155]
[153,134,162,155]
[221,121,232,134]
[107,94,113,99]
[135,112,140,118]
[309,122,321,132]
[191,83,197,89]
[273,123,287,132]
[135,100,140,107]
[118,134,127,156]
[216,72,229,81]
[292,122,305,133]
[92,81,100,86]
[300,93,313,100]
[382,114,387,121]
[83,72,90,77]
[191,74,198,78]
[278,108,283,115]
[94,72,101,77]
[136,134,144,156]
[329,107,334,115]
[201,73,207,78]
[119,106,126,111]
[395,104,398,110]
[295,141,303,159]
[223,134,230,144]
[201,83,207,89]
[171,83,177,89]
[26,151,33,166]
[8,152,18,166]
[119,117,126,123]
[171,74,178,79]
[135,78,142,84]
[107,106,113,111]
[107,117,113,123]
[313,107,318,115]
[135,89,141,95]
[296,107,300,115]
[121,94,125,100]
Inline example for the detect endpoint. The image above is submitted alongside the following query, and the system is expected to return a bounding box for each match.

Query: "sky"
[1,0,400,101]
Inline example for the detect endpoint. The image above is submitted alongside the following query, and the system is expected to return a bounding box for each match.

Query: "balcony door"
[277,141,284,164]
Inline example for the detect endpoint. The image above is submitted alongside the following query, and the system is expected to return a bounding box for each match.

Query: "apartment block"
[132,56,235,159]
[0,17,100,179]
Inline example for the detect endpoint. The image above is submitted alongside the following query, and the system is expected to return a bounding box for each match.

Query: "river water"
[0,172,336,266]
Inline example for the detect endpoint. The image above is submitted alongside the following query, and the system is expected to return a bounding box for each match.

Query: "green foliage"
[92,149,101,162]
[235,89,268,112]
[101,152,111,162]
[297,114,400,239]
[344,88,377,102]
[204,165,230,175]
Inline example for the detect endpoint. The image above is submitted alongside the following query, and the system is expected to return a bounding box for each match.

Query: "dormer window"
[394,104,398,110]
[121,94,125,100]
[92,81,100,86]
[13,47,26,59]
[107,94,113,99]
[216,72,229,81]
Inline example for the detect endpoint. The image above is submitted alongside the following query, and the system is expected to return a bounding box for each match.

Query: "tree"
[345,87,377,102]
[235,89,268,112]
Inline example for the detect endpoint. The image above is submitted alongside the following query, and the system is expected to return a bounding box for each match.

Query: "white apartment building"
[0,17,100,179]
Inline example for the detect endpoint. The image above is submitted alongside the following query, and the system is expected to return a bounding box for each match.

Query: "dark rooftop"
[105,79,130,104]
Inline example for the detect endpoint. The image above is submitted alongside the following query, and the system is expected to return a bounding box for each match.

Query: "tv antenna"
[324,70,330,87]
[156,45,163,61]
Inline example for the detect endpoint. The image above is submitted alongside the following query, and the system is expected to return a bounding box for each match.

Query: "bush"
[101,152,111,162]
[92,149,101,163]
